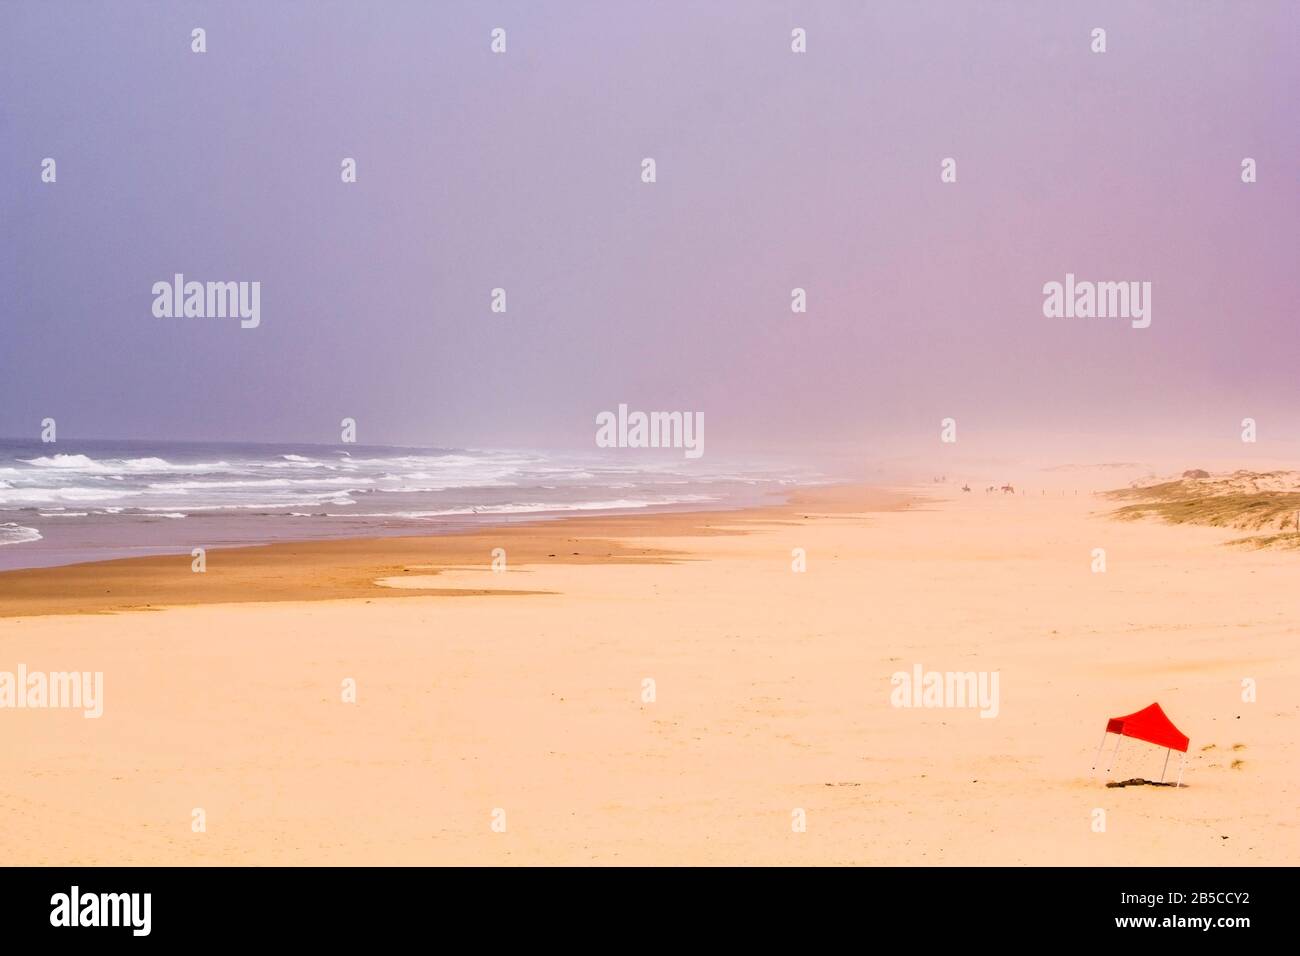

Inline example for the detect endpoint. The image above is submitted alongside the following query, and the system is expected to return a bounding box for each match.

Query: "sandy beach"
[0,481,1295,866]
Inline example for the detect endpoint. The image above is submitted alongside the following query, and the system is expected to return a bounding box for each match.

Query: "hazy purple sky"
[2,1,1297,458]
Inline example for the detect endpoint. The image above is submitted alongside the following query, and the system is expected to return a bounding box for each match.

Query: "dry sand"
[0,482,1295,865]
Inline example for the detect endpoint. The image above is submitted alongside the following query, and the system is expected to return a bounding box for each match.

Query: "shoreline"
[0,437,818,574]
[0,488,799,575]
[0,484,911,618]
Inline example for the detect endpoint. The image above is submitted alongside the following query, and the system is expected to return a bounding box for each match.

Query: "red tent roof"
[1105,702,1189,752]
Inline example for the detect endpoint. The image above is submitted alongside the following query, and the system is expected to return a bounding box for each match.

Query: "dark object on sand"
[1106,778,1179,788]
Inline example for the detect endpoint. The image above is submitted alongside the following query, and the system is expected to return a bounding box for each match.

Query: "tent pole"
[1090,731,1110,775]
[1106,734,1123,774]
[1160,748,1170,783]
[1176,752,1186,788]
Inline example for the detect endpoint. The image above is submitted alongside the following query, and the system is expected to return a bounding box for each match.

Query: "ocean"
[0,439,820,571]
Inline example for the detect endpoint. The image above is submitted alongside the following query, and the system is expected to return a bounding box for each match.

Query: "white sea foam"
[265,454,333,469]
[146,477,365,490]
[18,454,230,475]
[141,493,359,512]
[0,486,145,505]
[329,495,719,519]
[18,453,103,470]
[0,523,42,546]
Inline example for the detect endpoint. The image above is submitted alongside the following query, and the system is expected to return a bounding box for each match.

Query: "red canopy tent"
[1092,702,1190,785]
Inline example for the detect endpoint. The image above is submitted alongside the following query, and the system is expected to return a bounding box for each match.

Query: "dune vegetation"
[1108,471,1300,548]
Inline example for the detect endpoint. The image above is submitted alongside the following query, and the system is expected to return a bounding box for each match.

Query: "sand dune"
[1109,470,1300,546]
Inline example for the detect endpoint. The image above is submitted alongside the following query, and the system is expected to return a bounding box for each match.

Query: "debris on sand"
[1106,778,1179,788]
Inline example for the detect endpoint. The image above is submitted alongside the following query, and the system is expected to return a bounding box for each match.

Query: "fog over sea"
[0,439,823,570]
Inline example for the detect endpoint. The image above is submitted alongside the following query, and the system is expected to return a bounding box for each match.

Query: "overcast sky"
[2,1,1296,460]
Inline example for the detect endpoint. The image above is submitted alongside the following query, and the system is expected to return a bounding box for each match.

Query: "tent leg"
[1160,748,1170,783]
[1176,752,1186,788]
[1105,734,1123,774]
[1090,731,1110,775]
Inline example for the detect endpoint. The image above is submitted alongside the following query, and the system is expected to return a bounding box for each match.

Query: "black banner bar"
[0,866,1276,942]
